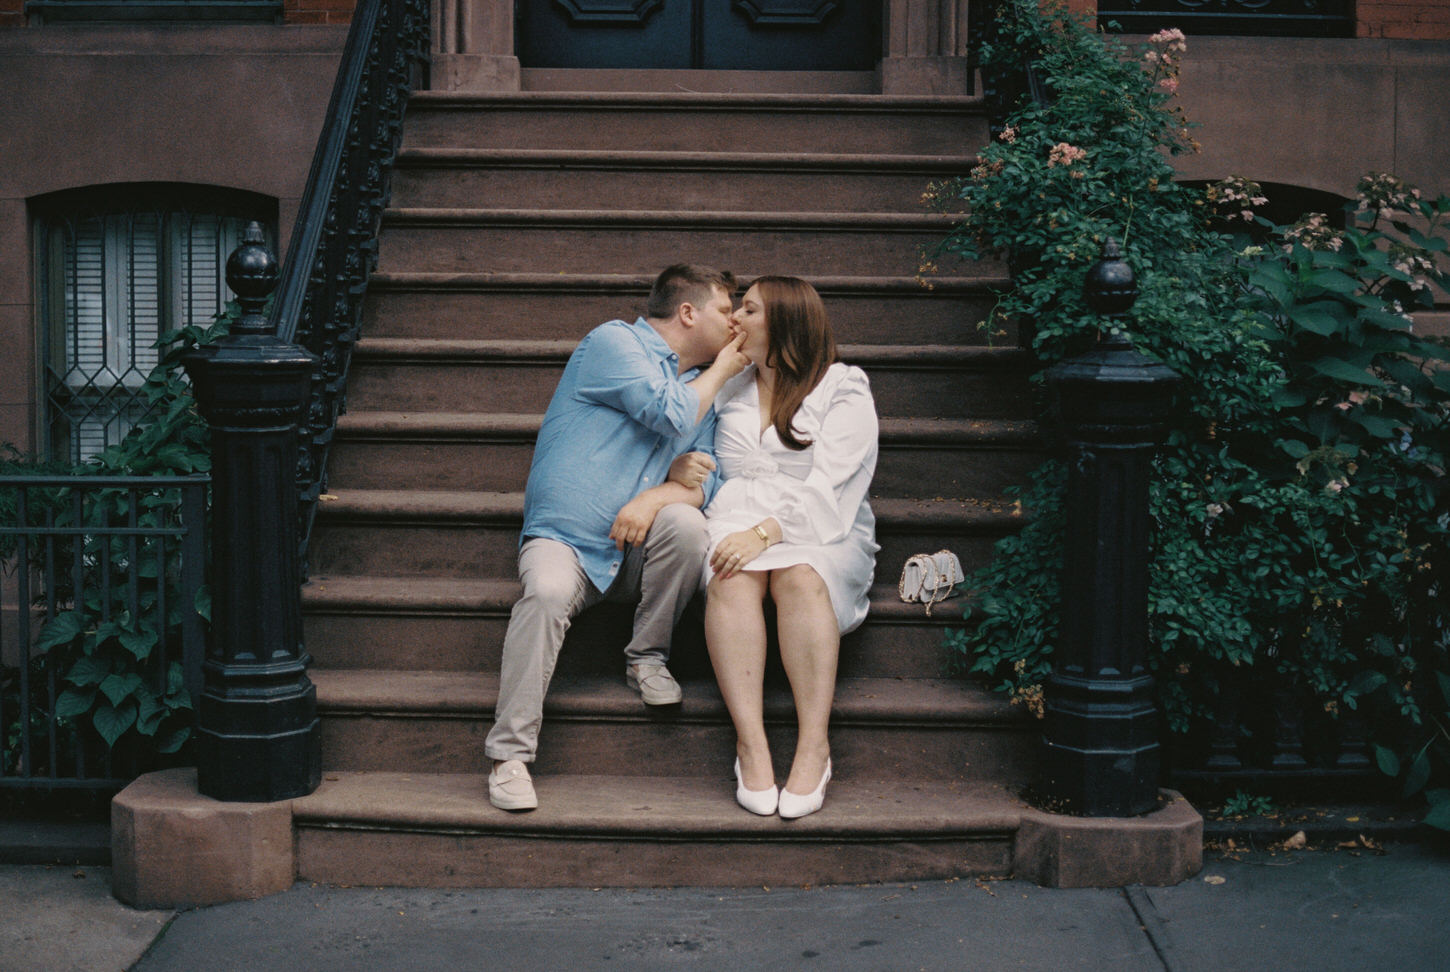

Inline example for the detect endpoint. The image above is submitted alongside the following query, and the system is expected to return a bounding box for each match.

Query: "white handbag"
[897,549,965,616]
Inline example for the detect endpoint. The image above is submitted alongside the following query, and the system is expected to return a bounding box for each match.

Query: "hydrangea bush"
[932,4,1450,826]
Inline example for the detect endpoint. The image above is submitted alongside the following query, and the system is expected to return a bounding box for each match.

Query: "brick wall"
[1358,0,1450,39]
[0,0,22,28]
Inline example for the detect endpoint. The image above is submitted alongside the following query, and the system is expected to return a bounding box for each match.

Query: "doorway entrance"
[517,0,882,71]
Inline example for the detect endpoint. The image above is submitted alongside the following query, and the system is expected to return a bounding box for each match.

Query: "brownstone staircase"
[290,90,1046,887]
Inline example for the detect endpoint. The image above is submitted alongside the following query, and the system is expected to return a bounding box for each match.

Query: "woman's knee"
[707,570,767,608]
[769,564,828,604]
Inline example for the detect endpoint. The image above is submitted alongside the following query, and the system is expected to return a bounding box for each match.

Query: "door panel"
[704,0,879,70]
[519,0,694,69]
[517,0,880,71]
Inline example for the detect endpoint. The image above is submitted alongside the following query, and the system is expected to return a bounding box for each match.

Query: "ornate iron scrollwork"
[732,0,838,26]
[553,0,663,25]
[268,0,431,572]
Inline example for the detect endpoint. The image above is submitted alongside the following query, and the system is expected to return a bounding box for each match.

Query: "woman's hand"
[668,451,716,490]
[710,523,776,579]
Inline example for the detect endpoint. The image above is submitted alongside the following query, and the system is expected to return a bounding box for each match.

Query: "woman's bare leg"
[705,569,774,791]
[771,564,838,796]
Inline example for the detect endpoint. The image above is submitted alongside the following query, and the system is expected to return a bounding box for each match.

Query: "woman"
[678,276,878,819]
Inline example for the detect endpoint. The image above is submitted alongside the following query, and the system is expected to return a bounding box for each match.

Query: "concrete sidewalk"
[4,842,1447,972]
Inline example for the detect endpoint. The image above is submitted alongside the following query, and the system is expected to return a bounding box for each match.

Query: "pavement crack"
[1123,886,1176,972]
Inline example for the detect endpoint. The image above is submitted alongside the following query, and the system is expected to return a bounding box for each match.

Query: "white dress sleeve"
[764,366,878,547]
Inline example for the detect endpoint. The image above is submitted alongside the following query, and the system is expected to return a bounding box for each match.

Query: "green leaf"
[1426,798,1450,832]
[1374,744,1401,777]
[65,655,111,687]
[92,700,138,748]
[136,692,166,736]
[118,628,158,661]
[1307,269,1362,294]
[1403,752,1432,798]
[1347,671,1387,697]
[1308,357,1386,387]
[1280,439,1310,459]
[155,724,191,755]
[195,585,212,623]
[1438,671,1450,709]
[1351,413,1402,439]
[99,673,145,708]
[1287,303,1346,336]
[33,611,85,652]
[55,687,96,720]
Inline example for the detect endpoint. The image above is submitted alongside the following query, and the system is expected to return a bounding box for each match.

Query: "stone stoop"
[203,87,1200,894]
[286,88,1052,889]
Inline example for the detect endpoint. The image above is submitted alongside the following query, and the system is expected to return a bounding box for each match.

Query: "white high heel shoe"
[734,758,779,816]
[777,758,831,820]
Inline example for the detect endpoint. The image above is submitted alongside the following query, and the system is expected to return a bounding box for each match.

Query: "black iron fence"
[0,475,207,790]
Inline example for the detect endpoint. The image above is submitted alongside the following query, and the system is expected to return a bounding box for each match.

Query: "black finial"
[225,221,279,335]
[1083,238,1138,326]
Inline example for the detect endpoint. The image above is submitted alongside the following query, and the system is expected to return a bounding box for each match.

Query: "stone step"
[402,91,988,155]
[292,771,1024,887]
[375,209,965,277]
[390,148,974,212]
[345,339,1034,419]
[310,669,1036,785]
[307,490,1023,579]
[362,272,1014,346]
[301,576,977,678]
[327,412,1044,498]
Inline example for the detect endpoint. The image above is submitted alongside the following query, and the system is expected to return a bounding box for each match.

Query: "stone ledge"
[111,768,294,909]
[1013,790,1203,888]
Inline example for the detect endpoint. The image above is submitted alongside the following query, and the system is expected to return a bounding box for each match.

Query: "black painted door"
[518,0,882,71]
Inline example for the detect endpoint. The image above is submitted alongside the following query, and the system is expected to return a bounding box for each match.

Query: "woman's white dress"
[703,362,879,633]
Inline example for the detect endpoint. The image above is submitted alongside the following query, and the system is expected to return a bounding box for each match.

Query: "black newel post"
[1040,240,1179,817]
[184,222,321,802]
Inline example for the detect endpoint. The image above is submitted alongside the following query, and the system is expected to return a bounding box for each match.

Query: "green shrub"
[933,4,1450,827]
[2,308,230,777]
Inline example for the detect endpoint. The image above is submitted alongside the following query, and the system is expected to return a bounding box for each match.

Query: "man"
[485,265,750,811]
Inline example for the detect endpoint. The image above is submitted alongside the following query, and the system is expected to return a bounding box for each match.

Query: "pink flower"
[1158,76,1179,94]
[1148,27,1188,52]
[1047,142,1087,167]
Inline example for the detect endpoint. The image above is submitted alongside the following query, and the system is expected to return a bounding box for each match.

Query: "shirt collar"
[632,317,695,376]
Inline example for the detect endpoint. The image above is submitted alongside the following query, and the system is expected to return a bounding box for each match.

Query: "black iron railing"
[269,0,431,568]
[0,475,207,790]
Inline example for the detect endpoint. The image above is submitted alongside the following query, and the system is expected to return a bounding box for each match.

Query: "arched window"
[33,185,277,463]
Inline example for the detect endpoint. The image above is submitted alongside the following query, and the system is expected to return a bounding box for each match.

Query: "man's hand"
[609,492,665,550]
[712,330,750,379]
[686,331,750,423]
[668,451,716,490]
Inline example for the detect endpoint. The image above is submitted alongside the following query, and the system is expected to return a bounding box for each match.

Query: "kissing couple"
[484,264,878,820]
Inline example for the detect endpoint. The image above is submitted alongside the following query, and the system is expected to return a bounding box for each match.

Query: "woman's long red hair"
[754,276,838,451]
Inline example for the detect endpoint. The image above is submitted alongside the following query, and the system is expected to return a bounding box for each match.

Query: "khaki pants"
[483,503,708,764]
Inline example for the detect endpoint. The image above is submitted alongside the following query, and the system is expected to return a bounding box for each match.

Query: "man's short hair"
[646,265,736,320]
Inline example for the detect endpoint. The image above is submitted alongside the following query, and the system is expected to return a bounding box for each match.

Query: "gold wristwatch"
[752,524,771,545]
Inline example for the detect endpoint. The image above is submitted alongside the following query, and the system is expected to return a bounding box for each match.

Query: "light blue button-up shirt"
[521,318,722,592]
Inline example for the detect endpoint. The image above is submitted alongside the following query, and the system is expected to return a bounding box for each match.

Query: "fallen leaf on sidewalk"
[1204,875,1227,885]
[1280,830,1308,850]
